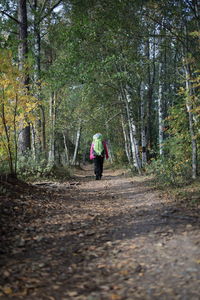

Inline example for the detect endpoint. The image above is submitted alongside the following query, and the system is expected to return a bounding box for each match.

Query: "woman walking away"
[90,133,109,180]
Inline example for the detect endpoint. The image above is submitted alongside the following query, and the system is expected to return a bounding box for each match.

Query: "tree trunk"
[158,63,164,156]
[124,86,142,174]
[62,132,69,165]
[18,0,31,153]
[33,0,46,156]
[146,36,156,152]
[31,123,37,161]
[140,82,147,166]
[183,61,197,179]
[40,105,46,155]
[121,113,131,164]
[71,121,82,165]
[182,24,198,179]
[48,92,56,165]
[13,94,18,174]
[1,102,14,174]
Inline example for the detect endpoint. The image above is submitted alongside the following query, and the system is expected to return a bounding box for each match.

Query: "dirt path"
[0,165,200,300]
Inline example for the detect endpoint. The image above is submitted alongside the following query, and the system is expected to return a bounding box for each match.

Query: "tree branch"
[39,0,63,23]
[40,0,49,15]
[106,112,122,124]
[27,0,34,10]
[143,13,186,45]
[0,10,19,24]
[185,0,200,22]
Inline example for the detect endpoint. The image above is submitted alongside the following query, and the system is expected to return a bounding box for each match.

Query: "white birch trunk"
[125,88,142,174]
[182,23,197,179]
[62,132,69,165]
[33,3,46,156]
[31,124,36,161]
[140,82,147,166]
[158,63,164,156]
[18,0,31,153]
[48,92,55,165]
[121,114,131,164]
[71,121,82,165]
[184,62,197,179]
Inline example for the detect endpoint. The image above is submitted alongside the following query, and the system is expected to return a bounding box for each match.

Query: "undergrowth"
[166,178,200,207]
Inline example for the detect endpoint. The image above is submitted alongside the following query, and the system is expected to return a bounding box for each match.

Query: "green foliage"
[0,0,199,182]
[17,151,72,181]
[147,131,192,187]
[147,74,199,186]
[17,151,47,180]
[147,156,191,187]
[0,158,10,175]
[41,165,73,181]
[0,50,37,174]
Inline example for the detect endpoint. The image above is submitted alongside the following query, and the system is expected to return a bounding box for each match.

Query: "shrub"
[17,151,72,181]
[146,135,192,187]
[147,157,191,187]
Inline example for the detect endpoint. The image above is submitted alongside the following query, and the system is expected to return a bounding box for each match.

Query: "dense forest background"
[0,0,199,186]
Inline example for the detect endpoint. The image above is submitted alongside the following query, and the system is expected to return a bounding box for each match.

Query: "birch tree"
[124,86,142,174]
[140,81,147,166]
[158,63,164,156]
[18,0,31,153]
[71,120,82,165]
[183,58,198,179]
[48,92,56,165]
[121,112,131,164]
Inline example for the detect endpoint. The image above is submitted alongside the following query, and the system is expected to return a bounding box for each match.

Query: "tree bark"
[18,0,31,153]
[140,82,147,166]
[146,36,156,151]
[158,63,164,156]
[71,121,82,165]
[63,131,69,165]
[33,0,46,156]
[124,86,142,174]
[1,102,14,174]
[183,61,197,179]
[182,23,198,179]
[121,113,131,164]
[48,92,56,165]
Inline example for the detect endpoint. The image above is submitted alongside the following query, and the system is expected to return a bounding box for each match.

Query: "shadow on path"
[0,165,200,299]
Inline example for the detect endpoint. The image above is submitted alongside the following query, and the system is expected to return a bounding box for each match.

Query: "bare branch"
[143,13,186,45]
[106,112,122,124]
[0,10,19,24]
[27,0,34,10]
[40,0,49,15]
[185,0,200,22]
[39,0,63,23]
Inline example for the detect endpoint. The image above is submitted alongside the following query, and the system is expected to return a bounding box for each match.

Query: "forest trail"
[0,165,200,300]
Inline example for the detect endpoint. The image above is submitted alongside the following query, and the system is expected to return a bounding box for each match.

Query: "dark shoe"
[96,175,100,180]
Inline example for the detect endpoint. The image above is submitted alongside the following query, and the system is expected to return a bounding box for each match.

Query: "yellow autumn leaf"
[196,260,200,264]
[2,286,13,295]
[110,294,122,300]
[189,31,200,37]
[119,269,129,275]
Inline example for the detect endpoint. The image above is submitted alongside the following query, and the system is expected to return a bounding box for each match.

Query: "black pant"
[94,156,104,179]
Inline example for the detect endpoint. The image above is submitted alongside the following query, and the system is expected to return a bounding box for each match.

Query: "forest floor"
[0,164,200,300]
